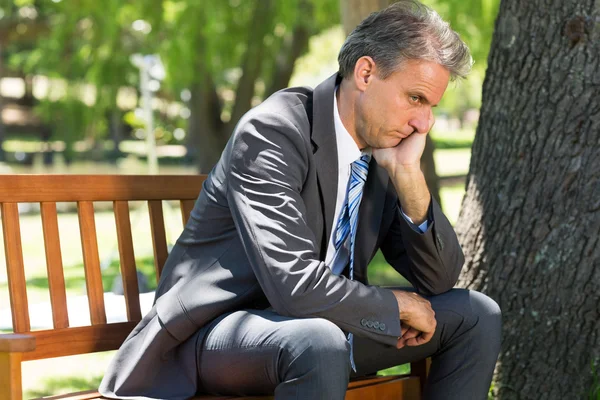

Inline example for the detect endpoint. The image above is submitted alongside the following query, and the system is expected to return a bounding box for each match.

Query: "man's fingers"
[396,337,406,349]
[402,327,420,340]
[421,329,435,343]
[404,328,435,347]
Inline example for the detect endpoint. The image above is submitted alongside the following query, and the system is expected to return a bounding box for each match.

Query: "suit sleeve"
[380,183,465,296]
[225,111,401,345]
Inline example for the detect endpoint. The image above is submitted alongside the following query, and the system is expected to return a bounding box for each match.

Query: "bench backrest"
[0,174,206,362]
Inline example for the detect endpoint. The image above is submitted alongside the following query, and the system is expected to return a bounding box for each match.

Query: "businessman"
[100,1,501,399]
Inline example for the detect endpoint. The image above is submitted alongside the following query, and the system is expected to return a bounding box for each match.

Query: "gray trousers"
[194,289,501,400]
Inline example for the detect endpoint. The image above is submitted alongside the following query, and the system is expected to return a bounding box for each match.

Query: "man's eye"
[409,95,420,103]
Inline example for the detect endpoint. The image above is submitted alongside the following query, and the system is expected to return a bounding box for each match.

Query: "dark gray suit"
[99,74,499,400]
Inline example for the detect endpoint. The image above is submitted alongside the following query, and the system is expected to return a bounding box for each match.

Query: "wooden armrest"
[0,334,36,353]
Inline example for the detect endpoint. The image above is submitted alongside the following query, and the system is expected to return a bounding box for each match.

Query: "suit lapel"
[311,73,342,258]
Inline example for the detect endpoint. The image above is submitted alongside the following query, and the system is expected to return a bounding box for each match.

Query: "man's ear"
[353,56,377,91]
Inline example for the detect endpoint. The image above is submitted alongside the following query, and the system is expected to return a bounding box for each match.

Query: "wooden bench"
[0,174,428,400]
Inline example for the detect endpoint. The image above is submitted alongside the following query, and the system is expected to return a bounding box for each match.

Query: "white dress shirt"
[325,88,429,273]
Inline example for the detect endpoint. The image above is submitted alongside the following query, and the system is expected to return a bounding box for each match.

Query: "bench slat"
[180,199,195,226]
[77,201,107,325]
[114,201,142,322]
[148,200,168,281]
[33,376,420,400]
[344,376,421,400]
[0,175,205,202]
[22,322,138,362]
[41,202,70,329]
[1,203,30,333]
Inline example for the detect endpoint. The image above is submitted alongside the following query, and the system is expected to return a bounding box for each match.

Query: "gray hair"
[338,0,473,80]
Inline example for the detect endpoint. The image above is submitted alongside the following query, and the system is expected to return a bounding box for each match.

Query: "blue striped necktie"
[331,153,371,371]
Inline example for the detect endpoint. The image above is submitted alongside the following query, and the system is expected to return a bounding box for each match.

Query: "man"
[100,1,501,399]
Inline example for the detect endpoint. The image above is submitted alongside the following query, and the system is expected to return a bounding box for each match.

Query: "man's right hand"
[392,290,436,349]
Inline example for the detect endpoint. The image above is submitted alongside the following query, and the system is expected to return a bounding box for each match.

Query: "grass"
[434,148,471,178]
[430,127,475,150]
[590,361,600,400]
[22,352,116,399]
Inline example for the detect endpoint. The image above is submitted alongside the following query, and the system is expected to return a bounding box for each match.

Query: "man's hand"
[392,290,436,349]
[372,133,431,225]
[372,131,427,174]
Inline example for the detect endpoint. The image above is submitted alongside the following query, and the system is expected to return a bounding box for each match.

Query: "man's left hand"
[372,132,431,225]
[372,131,427,177]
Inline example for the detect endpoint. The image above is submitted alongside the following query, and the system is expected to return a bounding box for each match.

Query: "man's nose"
[410,108,434,134]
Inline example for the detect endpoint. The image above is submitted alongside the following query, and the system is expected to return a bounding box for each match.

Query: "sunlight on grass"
[435,148,471,177]
[440,184,466,226]
[22,352,116,398]
[378,363,411,376]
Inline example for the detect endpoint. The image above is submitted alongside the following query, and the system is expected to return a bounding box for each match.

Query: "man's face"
[354,58,450,149]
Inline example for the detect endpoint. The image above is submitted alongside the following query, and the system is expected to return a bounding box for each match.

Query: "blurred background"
[0,0,500,397]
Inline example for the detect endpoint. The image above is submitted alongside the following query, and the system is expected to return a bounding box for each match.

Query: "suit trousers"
[193,289,501,400]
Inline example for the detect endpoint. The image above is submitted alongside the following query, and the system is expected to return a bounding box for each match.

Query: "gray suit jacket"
[99,73,464,399]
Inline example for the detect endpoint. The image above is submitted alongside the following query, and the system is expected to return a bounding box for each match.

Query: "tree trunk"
[266,1,312,96]
[188,0,311,173]
[339,0,442,204]
[455,1,600,398]
[421,135,441,206]
[0,44,6,162]
[187,75,226,174]
[340,0,393,35]
[227,0,275,132]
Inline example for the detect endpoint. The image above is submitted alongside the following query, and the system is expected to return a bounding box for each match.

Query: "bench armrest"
[0,334,36,353]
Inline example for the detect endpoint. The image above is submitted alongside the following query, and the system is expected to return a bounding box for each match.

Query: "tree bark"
[340,0,392,35]
[339,0,442,203]
[455,1,600,398]
[189,0,313,173]
[421,135,441,206]
[187,74,226,173]
[227,0,275,133]
[0,44,6,162]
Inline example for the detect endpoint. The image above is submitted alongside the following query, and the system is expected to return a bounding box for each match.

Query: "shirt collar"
[333,86,371,166]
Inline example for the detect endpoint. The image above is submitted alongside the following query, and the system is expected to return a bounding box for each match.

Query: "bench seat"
[34,375,421,400]
[0,175,428,400]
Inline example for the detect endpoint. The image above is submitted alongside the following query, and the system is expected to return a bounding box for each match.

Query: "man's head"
[336,0,472,150]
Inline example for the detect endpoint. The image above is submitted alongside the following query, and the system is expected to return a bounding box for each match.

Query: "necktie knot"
[351,154,371,183]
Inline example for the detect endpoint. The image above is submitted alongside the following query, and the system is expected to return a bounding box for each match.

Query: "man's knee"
[433,289,502,346]
[469,290,502,346]
[278,318,350,375]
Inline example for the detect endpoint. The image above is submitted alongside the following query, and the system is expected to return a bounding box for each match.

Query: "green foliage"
[6,0,339,149]
[422,0,500,69]
[590,360,600,400]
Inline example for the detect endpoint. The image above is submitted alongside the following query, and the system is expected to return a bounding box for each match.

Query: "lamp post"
[130,54,165,174]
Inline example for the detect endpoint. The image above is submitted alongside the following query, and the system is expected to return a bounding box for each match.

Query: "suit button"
[360,318,367,327]
[379,323,386,331]
[366,320,373,328]
[373,321,380,329]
